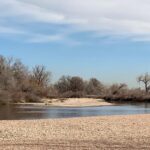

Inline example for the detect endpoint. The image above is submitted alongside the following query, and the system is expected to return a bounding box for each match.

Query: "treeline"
[104,73,150,103]
[0,55,104,104]
[0,55,150,104]
[55,76,104,98]
[0,55,51,104]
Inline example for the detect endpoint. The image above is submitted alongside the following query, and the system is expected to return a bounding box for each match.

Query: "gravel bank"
[0,115,150,149]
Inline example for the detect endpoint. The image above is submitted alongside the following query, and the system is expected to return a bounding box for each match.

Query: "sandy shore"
[42,98,113,107]
[0,114,150,149]
[14,98,113,107]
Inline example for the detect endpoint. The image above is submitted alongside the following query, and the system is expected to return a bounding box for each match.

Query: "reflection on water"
[0,103,150,120]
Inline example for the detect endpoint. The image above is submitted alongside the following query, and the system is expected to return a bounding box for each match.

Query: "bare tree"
[55,76,71,93]
[0,55,6,75]
[12,59,28,81]
[70,76,84,92]
[0,55,53,103]
[86,78,103,95]
[32,65,51,87]
[109,83,127,95]
[137,73,150,93]
[0,56,15,90]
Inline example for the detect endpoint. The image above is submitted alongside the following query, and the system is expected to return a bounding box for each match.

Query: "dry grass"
[0,114,150,149]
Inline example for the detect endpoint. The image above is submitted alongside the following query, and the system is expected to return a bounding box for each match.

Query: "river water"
[0,103,150,120]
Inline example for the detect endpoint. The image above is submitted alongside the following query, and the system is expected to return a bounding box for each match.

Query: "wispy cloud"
[0,0,64,23]
[0,0,86,25]
[27,34,63,43]
[0,26,25,34]
[1,0,150,42]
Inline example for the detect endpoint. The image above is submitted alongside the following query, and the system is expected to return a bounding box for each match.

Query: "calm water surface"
[0,103,150,120]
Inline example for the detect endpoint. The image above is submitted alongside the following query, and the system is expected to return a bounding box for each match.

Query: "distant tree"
[137,73,150,93]
[86,78,103,95]
[55,76,71,93]
[109,83,127,95]
[0,55,7,75]
[0,56,14,90]
[0,55,53,102]
[31,65,51,87]
[55,76,84,98]
[12,59,29,87]
[70,76,84,92]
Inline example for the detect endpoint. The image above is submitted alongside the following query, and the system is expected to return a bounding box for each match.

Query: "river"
[0,103,150,120]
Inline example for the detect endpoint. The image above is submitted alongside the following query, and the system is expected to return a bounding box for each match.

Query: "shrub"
[25,93,41,103]
[11,92,25,103]
[0,90,11,105]
[60,91,84,98]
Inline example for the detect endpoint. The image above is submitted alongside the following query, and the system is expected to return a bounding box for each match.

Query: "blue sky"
[1,0,150,87]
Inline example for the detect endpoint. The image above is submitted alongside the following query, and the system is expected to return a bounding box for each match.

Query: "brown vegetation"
[0,54,150,104]
[54,76,104,98]
[137,72,150,93]
[0,55,51,104]
[103,85,150,103]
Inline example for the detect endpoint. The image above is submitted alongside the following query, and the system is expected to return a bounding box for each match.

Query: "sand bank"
[43,98,113,107]
[0,114,150,149]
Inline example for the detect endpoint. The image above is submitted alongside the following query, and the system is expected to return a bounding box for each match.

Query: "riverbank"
[104,95,150,103]
[0,114,150,149]
[42,98,113,107]
[14,98,113,107]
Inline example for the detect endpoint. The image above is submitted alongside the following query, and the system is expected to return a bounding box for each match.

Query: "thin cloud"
[20,0,150,41]
[0,0,65,23]
[1,0,150,42]
[0,0,85,24]
[27,34,63,43]
[0,26,25,34]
